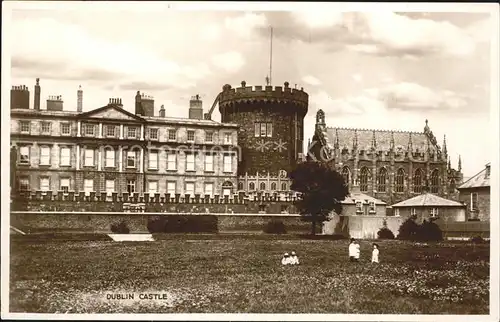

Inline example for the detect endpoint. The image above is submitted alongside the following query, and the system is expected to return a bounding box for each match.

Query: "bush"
[263,219,287,234]
[110,221,130,234]
[301,234,348,240]
[377,227,395,239]
[418,220,443,242]
[397,218,420,241]
[471,236,485,243]
[147,215,218,233]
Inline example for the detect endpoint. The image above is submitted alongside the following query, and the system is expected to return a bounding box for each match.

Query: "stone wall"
[458,187,490,221]
[322,215,404,239]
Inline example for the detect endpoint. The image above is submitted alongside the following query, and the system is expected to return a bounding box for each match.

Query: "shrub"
[418,220,443,242]
[377,227,395,239]
[147,215,218,233]
[110,220,130,234]
[263,219,287,234]
[471,236,485,243]
[301,234,348,240]
[397,218,420,241]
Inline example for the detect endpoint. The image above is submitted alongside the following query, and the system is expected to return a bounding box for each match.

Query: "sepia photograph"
[1,1,499,321]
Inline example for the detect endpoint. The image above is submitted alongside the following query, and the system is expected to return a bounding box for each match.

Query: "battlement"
[11,85,29,91]
[219,81,309,107]
[48,95,63,102]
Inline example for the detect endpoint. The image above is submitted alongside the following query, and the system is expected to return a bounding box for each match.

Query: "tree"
[377,219,395,239]
[289,161,350,235]
[397,217,420,241]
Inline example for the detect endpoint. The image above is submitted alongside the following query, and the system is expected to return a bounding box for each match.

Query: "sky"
[5,2,497,179]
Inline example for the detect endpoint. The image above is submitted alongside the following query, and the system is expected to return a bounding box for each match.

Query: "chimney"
[46,95,64,111]
[10,85,30,109]
[77,85,83,112]
[189,94,203,120]
[108,98,123,108]
[159,104,165,117]
[140,93,155,117]
[135,91,143,116]
[34,78,41,110]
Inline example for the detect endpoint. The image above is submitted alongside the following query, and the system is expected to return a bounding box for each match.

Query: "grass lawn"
[10,235,490,314]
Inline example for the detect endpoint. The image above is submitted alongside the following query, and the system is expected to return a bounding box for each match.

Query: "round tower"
[218,80,309,176]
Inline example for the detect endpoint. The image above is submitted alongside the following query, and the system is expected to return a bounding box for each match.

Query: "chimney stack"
[135,91,155,117]
[159,104,165,117]
[10,84,30,109]
[77,85,83,112]
[108,98,123,108]
[189,94,203,120]
[135,91,143,116]
[34,78,41,110]
[46,95,64,111]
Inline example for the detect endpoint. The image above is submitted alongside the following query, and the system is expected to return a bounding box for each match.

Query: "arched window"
[260,182,266,191]
[430,169,439,193]
[237,182,244,191]
[413,168,423,193]
[249,182,255,190]
[271,182,277,190]
[377,168,387,192]
[341,166,350,187]
[359,167,369,192]
[395,168,405,193]
[281,182,287,191]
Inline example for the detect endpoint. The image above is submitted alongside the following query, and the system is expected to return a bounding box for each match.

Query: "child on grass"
[349,238,357,262]
[371,243,379,263]
[289,251,300,265]
[281,253,291,266]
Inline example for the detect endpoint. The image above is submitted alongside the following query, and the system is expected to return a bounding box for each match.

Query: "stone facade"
[458,163,490,221]
[310,109,463,205]
[11,80,239,198]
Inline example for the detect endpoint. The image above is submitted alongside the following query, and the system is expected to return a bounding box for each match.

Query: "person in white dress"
[354,240,361,261]
[289,251,300,265]
[281,253,291,266]
[371,243,380,263]
[349,238,357,262]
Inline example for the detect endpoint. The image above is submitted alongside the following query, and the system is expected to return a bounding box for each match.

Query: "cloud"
[266,12,480,58]
[351,73,363,83]
[224,13,267,38]
[211,51,246,73]
[200,24,222,41]
[302,75,322,86]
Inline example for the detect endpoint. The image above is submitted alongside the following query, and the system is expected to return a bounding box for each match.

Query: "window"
[186,153,195,171]
[105,149,115,168]
[60,123,71,135]
[187,130,195,142]
[167,153,177,171]
[19,146,30,164]
[355,201,363,213]
[254,122,273,137]
[258,204,266,212]
[106,125,116,137]
[359,167,369,192]
[85,124,95,136]
[19,177,30,191]
[223,154,232,172]
[127,127,137,139]
[167,181,176,195]
[40,146,51,165]
[168,129,177,141]
[280,205,289,213]
[84,179,93,195]
[204,183,214,196]
[60,178,70,193]
[60,147,71,166]
[249,182,255,190]
[185,182,195,195]
[206,132,213,143]
[342,167,350,187]
[377,168,387,192]
[410,208,417,217]
[224,133,232,144]
[148,181,158,194]
[41,122,51,134]
[105,180,115,195]
[271,182,277,190]
[205,154,214,172]
[127,151,136,168]
[260,182,266,191]
[394,209,400,217]
[430,169,439,194]
[369,201,376,213]
[84,149,94,166]
[471,193,478,211]
[149,128,158,140]
[149,151,158,170]
[395,168,405,193]
[413,169,423,193]
[430,208,439,217]
[40,177,50,192]
[281,182,287,191]
[20,121,30,133]
[127,180,136,194]
[238,182,244,190]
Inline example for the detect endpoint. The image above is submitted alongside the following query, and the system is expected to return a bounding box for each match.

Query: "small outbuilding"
[391,193,466,223]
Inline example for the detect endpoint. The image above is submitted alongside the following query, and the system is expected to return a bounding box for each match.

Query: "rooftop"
[342,192,387,205]
[458,163,490,189]
[391,193,464,208]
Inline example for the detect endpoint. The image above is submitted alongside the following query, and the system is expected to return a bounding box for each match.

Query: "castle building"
[10,79,240,200]
[310,109,463,205]
[214,81,309,195]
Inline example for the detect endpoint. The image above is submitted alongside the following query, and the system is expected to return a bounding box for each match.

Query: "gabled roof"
[391,193,464,208]
[458,163,490,189]
[342,192,386,205]
[79,105,145,122]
